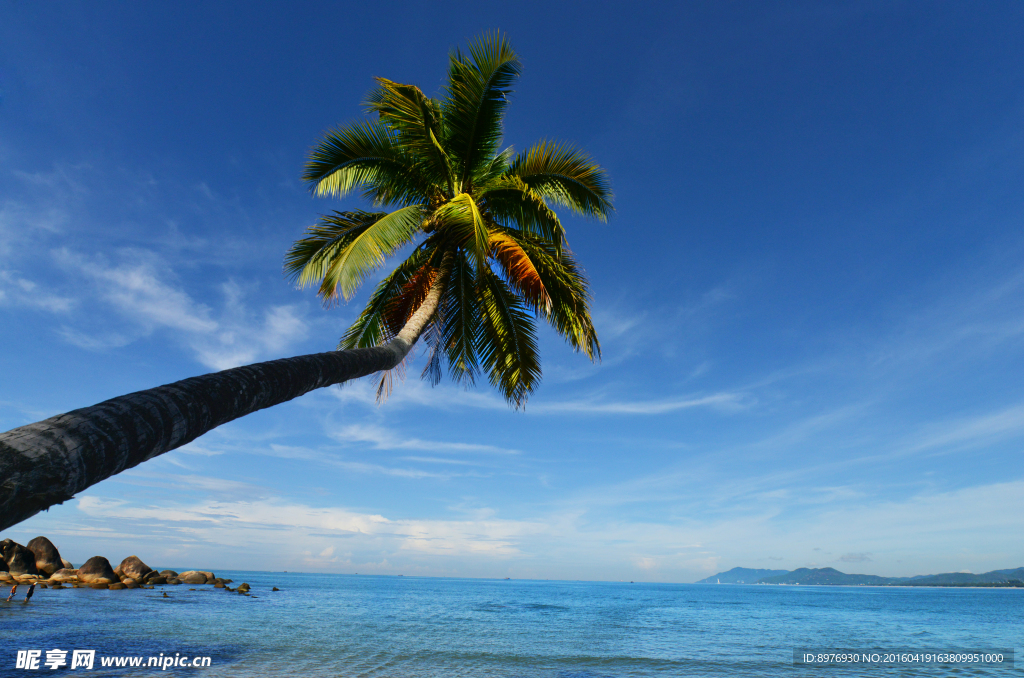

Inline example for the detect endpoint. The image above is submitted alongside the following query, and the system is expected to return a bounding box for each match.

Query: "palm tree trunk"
[0,261,451,532]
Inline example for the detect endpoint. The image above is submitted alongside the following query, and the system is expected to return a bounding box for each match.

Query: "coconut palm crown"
[284,33,612,407]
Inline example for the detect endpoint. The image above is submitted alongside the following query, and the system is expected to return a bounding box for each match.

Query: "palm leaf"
[493,228,600,360]
[315,205,426,302]
[303,120,434,205]
[365,78,453,194]
[476,267,541,407]
[435,193,491,268]
[479,175,565,245]
[506,141,613,219]
[442,32,521,191]
[439,252,480,385]
[338,243,438,349]
[284,210,386,295]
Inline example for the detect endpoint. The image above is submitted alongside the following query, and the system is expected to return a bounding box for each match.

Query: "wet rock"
[124,579,139,589]
[214,581,225,588]
[117,556,153,581]
[39,583,48,589]
[26,537,63,576]
[272,587,279,591]
[108,582,126,590]
[160,570,178,578]
[1,540,38,575]
[149,576,167,585]
[237,583,250,593]
[181,572,207,584]
[162,592,169,598]
[51,583,64,590]
[168,578,182,585]
[88,583,109,589]
[78,557,118,584]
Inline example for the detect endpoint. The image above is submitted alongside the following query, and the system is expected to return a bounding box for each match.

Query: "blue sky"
[2,2,1024,582]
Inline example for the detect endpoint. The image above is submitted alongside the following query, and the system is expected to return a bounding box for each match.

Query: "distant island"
[697,566,1024,587]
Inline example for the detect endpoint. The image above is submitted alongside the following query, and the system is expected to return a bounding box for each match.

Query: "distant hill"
[695,567,789,584]
[757,567,898,586]
[696,565,1024,586]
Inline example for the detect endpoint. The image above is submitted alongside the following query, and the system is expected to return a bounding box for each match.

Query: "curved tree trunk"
[0,259,451,532]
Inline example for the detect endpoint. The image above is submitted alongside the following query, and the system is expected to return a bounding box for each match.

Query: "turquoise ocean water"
[2,572,1022,677]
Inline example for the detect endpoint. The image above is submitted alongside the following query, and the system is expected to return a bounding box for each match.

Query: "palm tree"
[0,33,612,532]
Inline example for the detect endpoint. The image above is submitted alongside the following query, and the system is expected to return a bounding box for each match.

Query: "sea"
[2,572,1021,677]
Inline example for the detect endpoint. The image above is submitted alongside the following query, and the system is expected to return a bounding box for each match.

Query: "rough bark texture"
[0,342,409,531]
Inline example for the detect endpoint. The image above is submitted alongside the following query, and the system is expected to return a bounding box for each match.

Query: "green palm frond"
[289,205,426,302]
[338,244,437,349]
[284,210,385,292]
[442,32,521,191]
[303,120,434,205]
[479,175,565,245]
[476,266,541,408]
[435,193,491,267]
[439,252,480,385]
[506,141,613,219]
[365,78,453,194]
[492,227,600,360]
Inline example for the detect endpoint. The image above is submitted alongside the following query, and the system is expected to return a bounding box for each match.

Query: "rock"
[51,583,64,589]
[168,578,181,585]
[26,537,63,576]
[117,556,153,581]
[272,587,279,591]
[39,583,48,589]
[108,582,126,590]
[49,569,79,583]
[88,583,108,589]
[181,572,207,584]
[1,540,39,575]
[0,572,11,581]
[237,582,250,592]
[123,579,139,589]
[160,570,178,578]
[78,557,118,584]
[214,581,225,588]
[0,557,6,572]
[143,570,161,582]
[162,592,169,598]
[149,576,167,585]
[61,559,73,570]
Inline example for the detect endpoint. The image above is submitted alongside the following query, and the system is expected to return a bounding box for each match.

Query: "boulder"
[214,581,225,588]
[88,583,108,589]
[160,570,178,578]
[237,582,250,592]
[26,537,63,576]
[61,559,74,570]
[78,557,118,584]
[0,557,6,572]
[108,582,126,590]
[181,572,207,584]
[1,540,38,575]
[149,576,167,585]
[117,555,152,581]
[143,570,161,582]
[50,583,64,590]
[168,578,181,585]
[123,579,138,589]
[49,569,79,583]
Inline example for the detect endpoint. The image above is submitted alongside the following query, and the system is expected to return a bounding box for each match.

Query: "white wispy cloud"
[53,249,309,369]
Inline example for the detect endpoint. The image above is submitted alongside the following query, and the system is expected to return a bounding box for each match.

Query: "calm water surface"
[2,573,1021,677]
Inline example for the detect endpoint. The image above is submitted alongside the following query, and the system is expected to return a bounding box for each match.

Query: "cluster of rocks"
[0,536,257,596]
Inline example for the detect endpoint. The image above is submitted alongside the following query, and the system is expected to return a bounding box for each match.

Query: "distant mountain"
[757,567,898,586]
[903,567,1024,585]
[698,565,1024,586]
[695,567,790,584]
